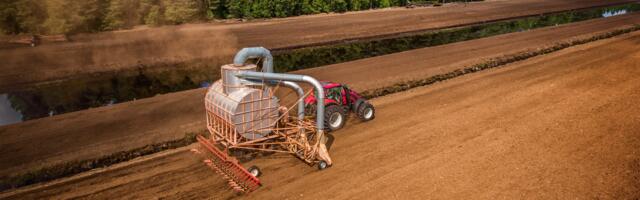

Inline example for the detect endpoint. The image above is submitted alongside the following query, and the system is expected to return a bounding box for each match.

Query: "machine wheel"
[317,160,329,170]
[324,105,347,132]
[357,102,375,121]
[248,166,261,177]
[353,99,365,112]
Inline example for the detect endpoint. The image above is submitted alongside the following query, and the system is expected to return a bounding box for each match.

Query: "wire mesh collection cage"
[194,64,332,193]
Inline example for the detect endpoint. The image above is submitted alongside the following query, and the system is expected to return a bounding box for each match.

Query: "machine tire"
[248,166,261,177]
[324,105,347,132]
[317,160,329,170]
[353,99,366,112]
[357,102,375,121]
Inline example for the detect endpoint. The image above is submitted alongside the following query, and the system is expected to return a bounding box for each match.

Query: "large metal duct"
[235,71,326,131]
[209,47,323,139]
[232,47,305,120]
[233,47,273,73]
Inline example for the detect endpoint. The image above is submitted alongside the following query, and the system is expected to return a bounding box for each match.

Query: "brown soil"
[0,0,636,91]
[2,13,640,184]
[3,26,640,200]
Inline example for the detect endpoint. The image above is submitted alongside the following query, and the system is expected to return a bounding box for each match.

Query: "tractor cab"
[304,81,375,131]
[304,82,362,108]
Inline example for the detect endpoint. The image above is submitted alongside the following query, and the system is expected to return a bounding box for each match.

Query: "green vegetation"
[0,0,47,35]
[0,0,477,35]
[221,0,410,19]
[1,0,207,34]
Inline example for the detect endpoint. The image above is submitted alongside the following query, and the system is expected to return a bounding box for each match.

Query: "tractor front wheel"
[324,105,347,132]
[357,102,375,121]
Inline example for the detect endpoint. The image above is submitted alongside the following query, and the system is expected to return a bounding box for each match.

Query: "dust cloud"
[82,26,239,68]
[0,25,239,90]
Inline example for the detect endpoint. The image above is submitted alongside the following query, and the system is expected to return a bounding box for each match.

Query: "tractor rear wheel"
[357,102,375,121]
[324,105,347,132]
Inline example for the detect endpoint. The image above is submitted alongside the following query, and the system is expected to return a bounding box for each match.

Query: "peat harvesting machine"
[192,47,375,193]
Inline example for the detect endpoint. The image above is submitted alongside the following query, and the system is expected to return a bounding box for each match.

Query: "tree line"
[0,0,455,35]
[215,0,409,19]
[0,0,207,35]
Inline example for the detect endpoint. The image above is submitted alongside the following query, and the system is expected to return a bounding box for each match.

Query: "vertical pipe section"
[244,79,306,120]
[236,71,325,130]
[282,81,305,120]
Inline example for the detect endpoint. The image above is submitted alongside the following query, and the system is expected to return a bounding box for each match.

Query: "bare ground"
[0,0,637,91]
[3,26,640,200]
[1,13,640,183]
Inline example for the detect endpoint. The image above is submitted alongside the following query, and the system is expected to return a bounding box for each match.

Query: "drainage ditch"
[3,3,638,124]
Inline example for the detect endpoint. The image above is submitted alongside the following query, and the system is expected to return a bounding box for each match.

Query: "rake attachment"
[194,135,261,193]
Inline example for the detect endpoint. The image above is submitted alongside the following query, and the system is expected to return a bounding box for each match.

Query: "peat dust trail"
[2,13,640,187]
[0,0,637,91]
[0,27,240,92]
[3,25,640,200]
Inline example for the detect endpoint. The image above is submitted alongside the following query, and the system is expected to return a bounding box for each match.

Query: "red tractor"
[304,81,375,131]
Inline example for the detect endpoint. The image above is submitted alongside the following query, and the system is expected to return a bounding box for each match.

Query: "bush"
[379,0,391,8]
[43,0,106,34]
[333,0,349,13]
[144,5,163,26]
[0,0,18,35]
[103,0,147,30]
[15,0,47,34]
[163,0,201,24]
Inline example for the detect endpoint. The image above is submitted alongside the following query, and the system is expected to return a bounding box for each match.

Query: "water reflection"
[603,9,627,17]
[4,4,640,126]
[200,81,211,88]
[0,94,23,126]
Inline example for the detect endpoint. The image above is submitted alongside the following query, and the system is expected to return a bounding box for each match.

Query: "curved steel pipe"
[236,71,325,130]
[232,47,304,120]
[233,47,274,73]
[244,79,306,120]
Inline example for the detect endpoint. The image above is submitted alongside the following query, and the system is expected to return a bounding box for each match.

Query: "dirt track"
[3,27,640,200]
[2,13,640,182]
[0,0,637,91]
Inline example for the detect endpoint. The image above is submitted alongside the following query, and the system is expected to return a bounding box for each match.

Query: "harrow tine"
[195,135,261,193]
[203,159,247,192]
